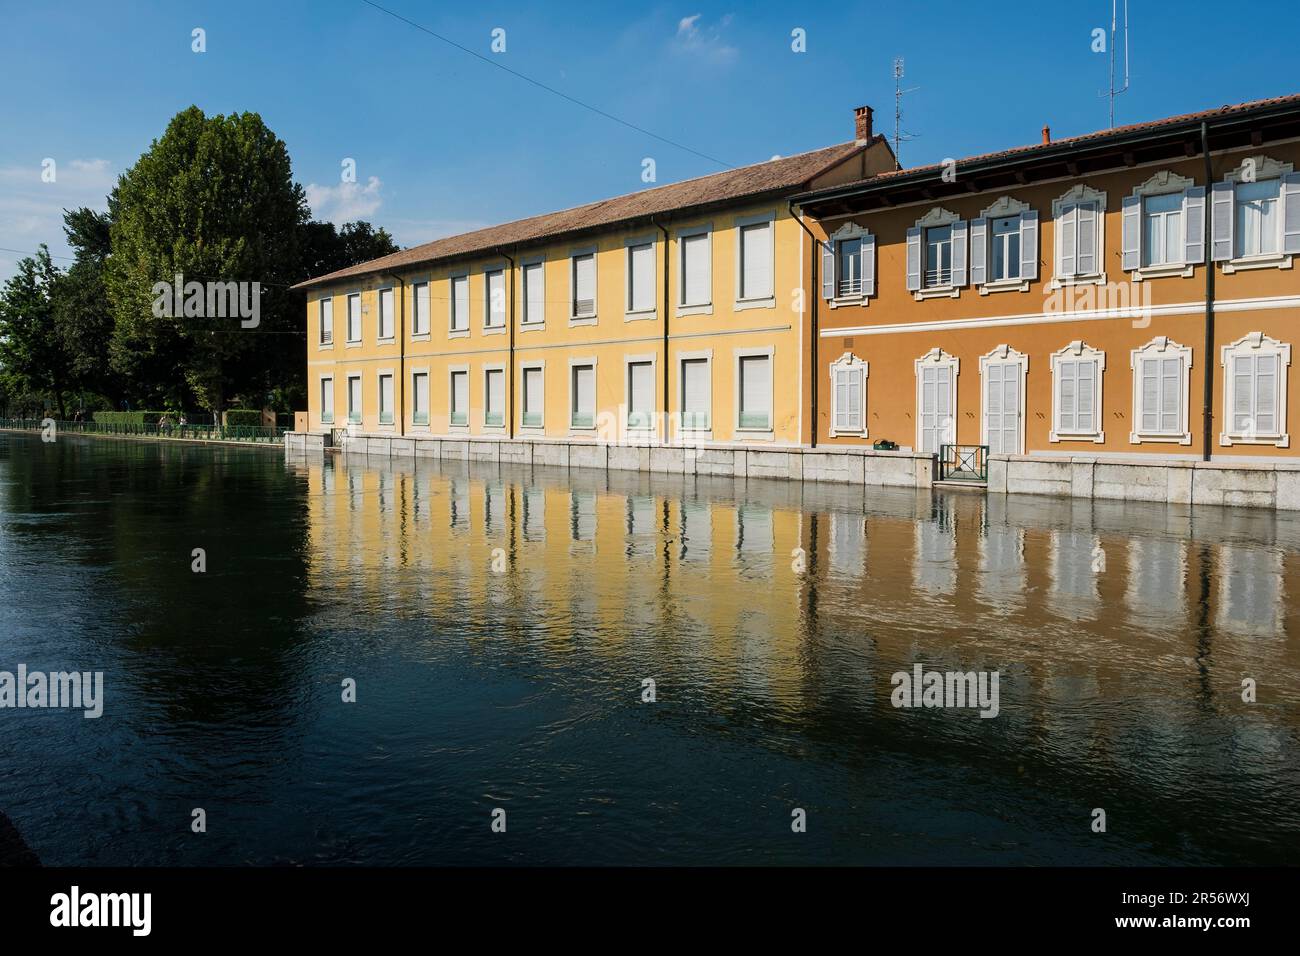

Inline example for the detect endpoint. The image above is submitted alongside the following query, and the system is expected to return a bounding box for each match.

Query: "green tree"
[52,207,117,410]
[0,246,69,418]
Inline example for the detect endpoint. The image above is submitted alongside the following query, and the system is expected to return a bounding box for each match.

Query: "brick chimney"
[854,105,874,144]
[1042,124,1051,144]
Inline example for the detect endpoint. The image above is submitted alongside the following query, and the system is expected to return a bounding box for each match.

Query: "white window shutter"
[1282,173,1300,255]
[969,218,987,286]
[1077,203,1098,275]
[1121,195,1141,271]
[821,240,835,299]
[1058,205,1077,277]
[1019,209,1039,280]
[861,234,876,297]
[1211,181,1235,261]
[905,227,922,291]
[951,220,968,286]
[1183,186,1205,265]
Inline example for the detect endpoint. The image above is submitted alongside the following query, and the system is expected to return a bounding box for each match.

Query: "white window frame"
[410,367,430,429]
[569,248,598,325]
[568,357,598,432]
[734,211,776,310]
[827,221,874,307]
[318,296,334,347]
[624,353,658,438]
[1050,184,1108,288]
[1129,336,1193,445]
[1049,340,1106,443]
[482,363,506,430]
[448,365,470,430]
[911,207,963,300]
[624,236,657,321]
[677,349,713,438]
[828,352,868,437]
[519,360,545,431]
[376,369,395,427]
[448,270,470,338]
[1215,156,1296,273]
[675,223,713,316]
[914,347,960,453]
[978,344,1028,455]
[520,256,546,330]
[734,346,774,437]
[346,372,363,425]
[318,375,334,426]
[483,265,507,333]
[345,292,362,345]
[1127,171,1197,280]
[973,196,1035,295]
[1220,331,1290,447]
[376,286,395,342]
[410,278,431,338]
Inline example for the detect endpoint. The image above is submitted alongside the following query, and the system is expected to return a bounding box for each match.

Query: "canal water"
[1,432,1297,865]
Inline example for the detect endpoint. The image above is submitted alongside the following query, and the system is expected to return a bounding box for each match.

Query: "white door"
[919,364,953,453]
[984,362,1021,454]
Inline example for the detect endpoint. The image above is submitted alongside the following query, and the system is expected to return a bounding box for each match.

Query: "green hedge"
[223,409,263,427]
[92,410,170,425]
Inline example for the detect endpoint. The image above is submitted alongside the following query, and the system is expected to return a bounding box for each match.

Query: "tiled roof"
[294,139,873,290]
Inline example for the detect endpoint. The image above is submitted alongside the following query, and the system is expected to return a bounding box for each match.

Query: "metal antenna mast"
[893,57,919,169]
[1107,0,1131,127]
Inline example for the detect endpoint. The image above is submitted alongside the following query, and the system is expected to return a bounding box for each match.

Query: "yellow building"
[295,107,895,455]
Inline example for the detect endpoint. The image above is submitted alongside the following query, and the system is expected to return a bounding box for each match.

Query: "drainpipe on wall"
[653,216,671,444]
[496,247,517,439]
[388,273,406,437]
[790,201,819,448]
[1201,120,1216,462]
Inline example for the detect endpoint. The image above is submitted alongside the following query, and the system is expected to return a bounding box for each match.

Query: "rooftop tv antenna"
[1106,0,1131,127]
[893,57,919,169]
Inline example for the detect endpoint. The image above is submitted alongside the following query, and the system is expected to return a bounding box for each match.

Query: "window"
[522,261,545,326]
[412,371,429,426]
[377,288,394,340]
[521,365,543,428]
[1234,180,1279,257]
[1220,332,1290,446]
[571,363,595,428]
[450,274,469,332]
[737,218,773,301]
[319,377,334,425]
[1129,337,1192,444]
[319,297,333,344]
[1053,185,1107,283]
[830,353,867,436]
[449,369,468,427]
[971,197,1038,290]
[484,368,504,426]
[412,282,429,336]
[627,242,655,314]
[979,345,1027,456]
[347,374,362,424]
[925,225,953,287]
[626,360,654,431]
[736,352,771,430]
[821,224,875,302]
[485,269,505,328]
[1122,171,1203,275]
[680,356,711,431]
[679,229,711,307]
[378,373,394,425]
[989,217,1021,281]
[1050,341,1106,442]
[907,209,967,295]
[837,238,863,295]
[571,252,596,319]
[346,293,361,342]
[1211,158,1300,267]
[915,348,958,453]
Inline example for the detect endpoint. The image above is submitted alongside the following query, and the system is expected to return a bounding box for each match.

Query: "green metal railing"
[938,444,990,482]
[0,418,287,445]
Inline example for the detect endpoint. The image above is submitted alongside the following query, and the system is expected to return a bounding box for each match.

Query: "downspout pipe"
[496,246,517,439]
[1201,121,1215,462]
[386,273,407,437]
[790,200,819,449]
[653,216,671,444]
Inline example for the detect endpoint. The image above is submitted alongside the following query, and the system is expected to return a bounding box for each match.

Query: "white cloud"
[672,12,737,64]
[0,157,115,280]
[305,175,384,224]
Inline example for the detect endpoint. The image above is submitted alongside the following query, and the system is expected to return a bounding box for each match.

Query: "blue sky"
[1,0,1295,279]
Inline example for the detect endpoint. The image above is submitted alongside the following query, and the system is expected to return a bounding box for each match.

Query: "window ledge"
[1221,253,1293,274]
[913,286,960,301]
[482,326,506,336]
[481,424,506,433]
[978,278,1030,295]
[735,427,774,440]
[1048,273,1107,290]
[1132,263,1193,281]
[448,422,469,431]
[448,330,470,339]
[519,323,546,333]
[345,341,363,348]
[829,295,868,309]
[678,428,713,441]
[410,333,430,343]
[1220,432,1289,448]
[676,304,713,317]
[734,297,775,312]
[377,337,396,345]
[1129,431,1192,445]
[828,428,868,438]
[569,316,598,327]
[519,424,545,433]
[317,343,335,350]
[624,310,657,323]
[1050,430,1106,443]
